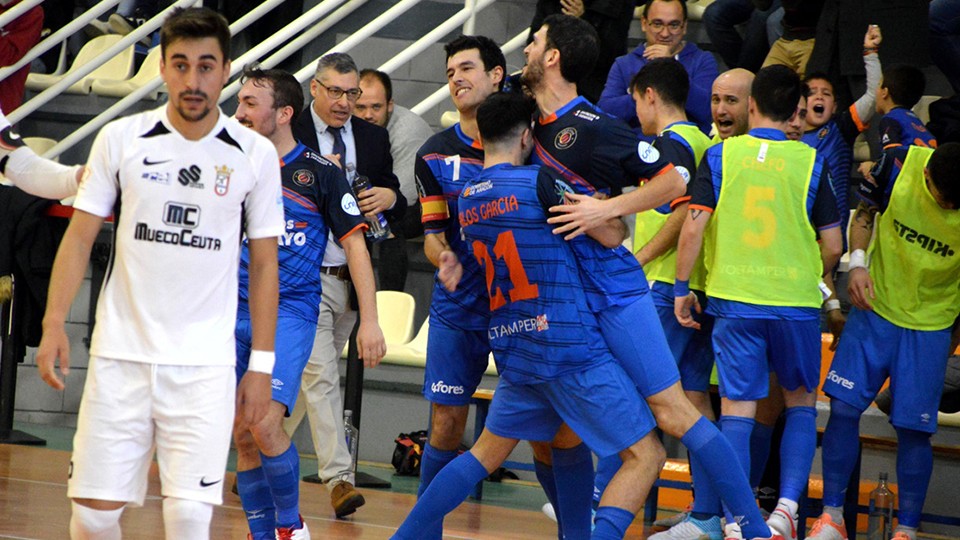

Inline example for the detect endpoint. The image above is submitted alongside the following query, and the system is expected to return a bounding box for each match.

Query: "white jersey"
[74,106,284,366]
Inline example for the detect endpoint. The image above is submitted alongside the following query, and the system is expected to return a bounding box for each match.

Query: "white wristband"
[824,299,841,312]
[248,350,276,374]
[848,249,867,271]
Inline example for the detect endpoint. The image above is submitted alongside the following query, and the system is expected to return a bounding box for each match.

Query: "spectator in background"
[0,0,43,112]
[710,68,754,141]
[355,69,434,290]
[702,0,779,73]
[760,0,823,78]
[930,0,960,95]
[527,0,634,103]
[807,0,928,108]
[599,0,717,134]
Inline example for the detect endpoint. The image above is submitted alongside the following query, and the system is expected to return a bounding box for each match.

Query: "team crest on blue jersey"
[214,165,232,196]
[293,169,315,187]
[536,314,549,331]
[555,127,577,149]
[818,126,829,140]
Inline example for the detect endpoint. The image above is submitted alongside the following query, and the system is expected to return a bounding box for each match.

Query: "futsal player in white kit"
[35,8,285,539]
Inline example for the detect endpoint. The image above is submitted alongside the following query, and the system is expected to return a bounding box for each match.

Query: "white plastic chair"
[91,46,164,99]
[376,290,416,346]
[22,137,58,160]
[27,35,135,95]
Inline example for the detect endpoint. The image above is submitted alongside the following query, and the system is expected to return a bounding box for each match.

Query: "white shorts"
[68,357,236,506]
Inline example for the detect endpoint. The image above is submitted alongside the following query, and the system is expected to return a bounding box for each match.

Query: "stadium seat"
[376,290,416,346]
[91,46,164,99]
[26,35,135,95]
[440,110,460,128]
[913,95,940,125]
[22,137,58,159]
[853,132,871,162]
[379,317,430,366]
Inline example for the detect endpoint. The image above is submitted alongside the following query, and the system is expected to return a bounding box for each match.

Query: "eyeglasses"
[646,19,684,32]
[314,79,363,101]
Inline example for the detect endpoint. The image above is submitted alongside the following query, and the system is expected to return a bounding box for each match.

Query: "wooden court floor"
[1,444,636,539]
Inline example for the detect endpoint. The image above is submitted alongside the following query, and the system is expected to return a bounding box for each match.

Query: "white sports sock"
[162,497,213,540]
[69,502,123,540]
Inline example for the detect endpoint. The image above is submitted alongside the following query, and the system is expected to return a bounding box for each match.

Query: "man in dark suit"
[286,52,405,518]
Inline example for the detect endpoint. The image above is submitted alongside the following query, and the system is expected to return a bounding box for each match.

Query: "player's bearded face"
[520,27,548,90]
[236,80,279,139]
[161,37,228,125]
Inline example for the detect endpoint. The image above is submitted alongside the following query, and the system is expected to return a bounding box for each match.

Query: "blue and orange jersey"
[238,143,365,322]
[880,107,937,149]
[458,163,615,383]
[531,96,676,310]
[415,124,490,330]
[800,105,867,233]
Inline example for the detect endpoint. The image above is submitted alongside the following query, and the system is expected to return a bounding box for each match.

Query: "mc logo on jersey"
[214,165,233,197]
[163,202,200,229]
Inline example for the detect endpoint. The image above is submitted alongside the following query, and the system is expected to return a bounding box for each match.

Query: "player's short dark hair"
[927,142,960,208]
[752,65,802,123]
[881,64,926,109]
[240,65,304,122]
[800,82,810,98]
[161,7,230,63]
[360,69,393,102]
[542,14,598,85]
[642,0,688,21]
[445,35,507,90]
[629,58,689,108]
[477,92,536,146]
[802,71,835,91]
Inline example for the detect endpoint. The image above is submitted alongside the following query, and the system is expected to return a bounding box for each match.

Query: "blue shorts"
[712,317,820,401]
[825,308,951,433]
[236,316,316,415]
[484,361,655,458]
[655,302,715,393]
[423,322,492,406]
[597,293,681,398]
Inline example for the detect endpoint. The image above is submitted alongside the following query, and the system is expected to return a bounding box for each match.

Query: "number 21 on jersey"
[471,230,539,311]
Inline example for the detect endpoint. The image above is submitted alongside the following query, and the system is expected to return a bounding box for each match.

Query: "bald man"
[710,68,753,141]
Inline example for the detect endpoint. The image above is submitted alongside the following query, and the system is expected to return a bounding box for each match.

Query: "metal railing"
[0,0,43,32]
[0,0,120,84]
[32,0,499,159]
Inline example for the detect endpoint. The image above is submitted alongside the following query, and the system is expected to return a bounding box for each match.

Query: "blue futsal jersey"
[416,124,489,331]
[800,106,865,231]
[238,143,365,322]
[531,96,676,310]
[458,164,615,384]
[879,107,937,149]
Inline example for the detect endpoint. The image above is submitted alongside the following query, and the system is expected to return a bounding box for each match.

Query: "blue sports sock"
[594,453,620,505]
[749,422,775,490]
[689,421,722,517]
[418,443,459,540]
[553,444,594,539]
[392,451,488,540]
[260,443,301,529]
[592,506,634,539]
[237,467,276,539]
[684,416,769,538]
[535,460,564,539]
[779,407,817,503]
[821,400,862,508]
[894,427,933,528]
[719,415,755,528]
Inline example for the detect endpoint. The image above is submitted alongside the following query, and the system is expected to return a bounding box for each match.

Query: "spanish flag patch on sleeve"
[421,195,450,223]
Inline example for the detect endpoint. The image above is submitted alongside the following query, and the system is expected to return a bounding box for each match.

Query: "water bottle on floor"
[344,409,359,473]
[867,472,895,540]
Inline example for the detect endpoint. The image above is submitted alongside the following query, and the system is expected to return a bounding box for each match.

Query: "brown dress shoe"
[330,481,365,518]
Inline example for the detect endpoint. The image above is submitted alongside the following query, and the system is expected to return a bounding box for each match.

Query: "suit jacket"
[294,110,406,225]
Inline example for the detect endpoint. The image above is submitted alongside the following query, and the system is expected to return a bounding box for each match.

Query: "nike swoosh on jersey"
[143,157,171,165]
